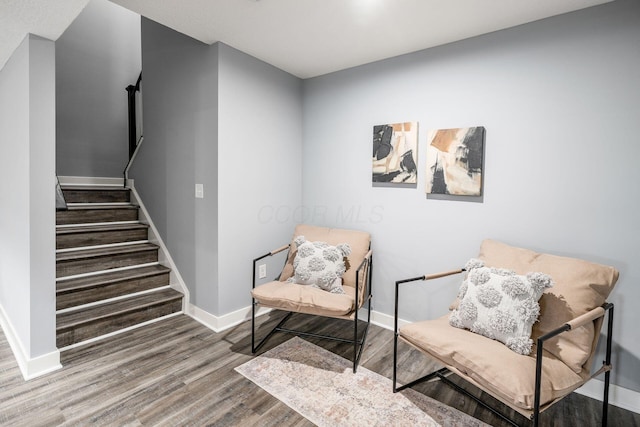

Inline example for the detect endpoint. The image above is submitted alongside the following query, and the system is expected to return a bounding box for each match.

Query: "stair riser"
[62,189,130,203]
[56,273,170,310]
[56,250,158,278]
[56,298,182,347]
[57,209,138,225]
[55,187,184,351]
[57,228,149,249]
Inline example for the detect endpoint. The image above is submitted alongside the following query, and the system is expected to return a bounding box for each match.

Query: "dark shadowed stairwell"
[55,185,183,349]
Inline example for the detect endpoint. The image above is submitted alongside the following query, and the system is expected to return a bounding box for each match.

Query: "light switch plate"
[258,264,267,279]
[195,183,204,198]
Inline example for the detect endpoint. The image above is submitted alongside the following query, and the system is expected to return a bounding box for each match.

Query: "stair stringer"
[127,181,191,311]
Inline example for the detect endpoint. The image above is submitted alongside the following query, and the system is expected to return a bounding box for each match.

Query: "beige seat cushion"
[279,224,371,290]
[254,225,370,317]
[252,280,356,317]
[478,239,619,373]
[400,316,584,410]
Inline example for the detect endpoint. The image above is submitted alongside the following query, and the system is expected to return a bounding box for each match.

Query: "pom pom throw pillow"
[288,235,351,294]
[449,258,554,355]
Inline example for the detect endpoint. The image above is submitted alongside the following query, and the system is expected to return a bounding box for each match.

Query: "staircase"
[56,185,183,348]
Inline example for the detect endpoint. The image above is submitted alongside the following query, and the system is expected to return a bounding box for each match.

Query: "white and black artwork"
[372,122,418,184]
[426,126,485,196]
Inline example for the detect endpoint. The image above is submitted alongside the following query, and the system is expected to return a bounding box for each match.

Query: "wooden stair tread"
[56,223,149,250]
[61,187,131,203]
[57,205,139,225]
[57,265,171,294]
[57,288,182,330]
[57,223,148,235]
[63,204,138,211]
[60,185,130,191]
[56,243,158,262]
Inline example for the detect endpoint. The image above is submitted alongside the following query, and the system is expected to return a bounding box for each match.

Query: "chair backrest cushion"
[478,239,619,373]
[280,224,371,289]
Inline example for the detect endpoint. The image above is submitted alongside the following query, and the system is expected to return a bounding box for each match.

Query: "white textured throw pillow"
[449,258,554,355]
[288,236,351,294]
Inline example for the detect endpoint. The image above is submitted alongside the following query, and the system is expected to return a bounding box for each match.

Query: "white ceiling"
[0,0,89,70]
[1,0,612,78]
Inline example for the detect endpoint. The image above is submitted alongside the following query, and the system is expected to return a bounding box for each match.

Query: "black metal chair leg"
[354,279,359,373]
[252,312,293,354]
[251,299,256,353]
[603,304,614,426]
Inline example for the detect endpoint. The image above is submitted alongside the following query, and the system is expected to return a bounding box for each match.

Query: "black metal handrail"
[126,72,142,158]
[124,72,142,187]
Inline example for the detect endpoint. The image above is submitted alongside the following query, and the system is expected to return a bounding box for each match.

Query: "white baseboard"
[358,307,410,330]
[57,175,124,187]
[187,303,272,333]
[0,303,61,380]
[576,379,640,414]
[127,182,191,308]
[21,351,63,380]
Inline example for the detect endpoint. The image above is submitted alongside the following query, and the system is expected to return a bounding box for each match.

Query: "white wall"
[56,0,141,178]
[0,34,57,369]
[28,35,57,358]
[302,0,640,392]
[0,35,31,355]
[217,43,303,314]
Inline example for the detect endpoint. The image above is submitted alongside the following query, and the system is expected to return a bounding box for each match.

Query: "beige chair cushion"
[280,224,371,290]
[252,280,356,317]
[255,225,370,317]
[478,239,619,373]
[400,316,584,410]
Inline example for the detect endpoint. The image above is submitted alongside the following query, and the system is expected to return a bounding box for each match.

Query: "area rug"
[235,337,488,427]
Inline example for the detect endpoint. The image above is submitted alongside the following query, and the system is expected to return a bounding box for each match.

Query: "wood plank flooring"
[1,312,638,426]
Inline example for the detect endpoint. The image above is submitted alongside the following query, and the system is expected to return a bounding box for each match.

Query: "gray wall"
[56,0,141,178]
[131,19,303,316]
[301,0,640,392]
[0,34,57,358]
[131,18,218,312]
[217,43,303,313]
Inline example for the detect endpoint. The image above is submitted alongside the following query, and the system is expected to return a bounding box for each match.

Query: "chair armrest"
[252,244,291,289]
[354,249,373,308]
[364,249,373,260]
[270,244,290,256]
[396,268,464,287]
[566,306,607,330]
[253,244,291,263]
[532,303,614,419]
[394,268,465,334]
[356,249,373,272]
[424,268,465,281]
[538,303,611,344]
